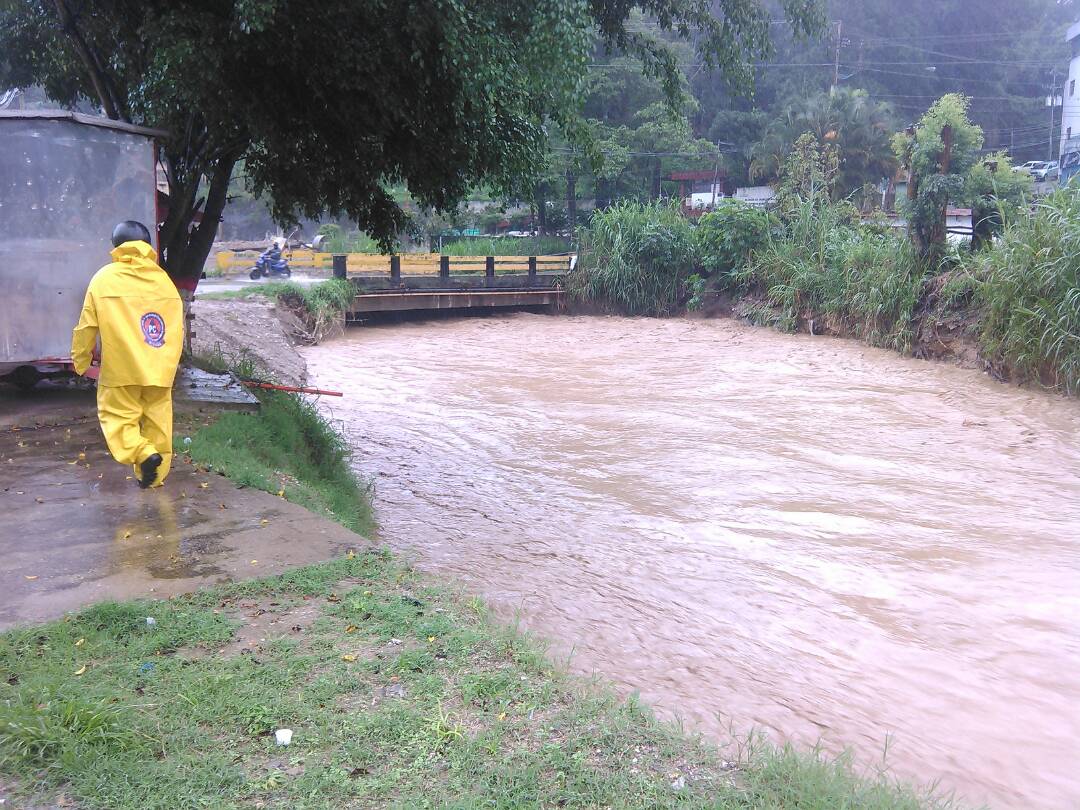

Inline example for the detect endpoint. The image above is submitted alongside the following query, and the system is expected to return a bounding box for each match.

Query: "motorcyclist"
[71,221,183,488]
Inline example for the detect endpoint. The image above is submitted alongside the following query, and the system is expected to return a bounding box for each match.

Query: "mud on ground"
[191,298,308,387]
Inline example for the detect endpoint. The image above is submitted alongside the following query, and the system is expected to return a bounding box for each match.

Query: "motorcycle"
[249,248,291,280]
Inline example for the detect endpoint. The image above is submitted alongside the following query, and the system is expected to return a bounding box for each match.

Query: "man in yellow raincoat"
[71,221,183,488]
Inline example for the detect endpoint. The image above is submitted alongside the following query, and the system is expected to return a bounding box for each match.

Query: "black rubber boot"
[139,453,163,489]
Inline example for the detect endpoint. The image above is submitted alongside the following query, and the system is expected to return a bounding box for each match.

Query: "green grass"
[736,200,927,353]
[0,552,957,809]
[965,189,1080,393]
[570,199,698,316]
[180,384,373,535]
[439,236,571,256]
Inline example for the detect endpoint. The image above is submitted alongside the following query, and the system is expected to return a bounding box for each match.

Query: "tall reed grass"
[968,190,1080,393]
[737,200,926,352]
[570,200,697,316]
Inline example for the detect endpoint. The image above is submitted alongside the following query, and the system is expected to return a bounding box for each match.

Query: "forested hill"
[564,0,1076,204]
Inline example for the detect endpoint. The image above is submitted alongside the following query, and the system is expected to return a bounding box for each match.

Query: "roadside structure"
[0,111,164,389]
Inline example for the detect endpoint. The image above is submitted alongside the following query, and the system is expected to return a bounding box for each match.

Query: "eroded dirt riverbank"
[306,313,1080,809]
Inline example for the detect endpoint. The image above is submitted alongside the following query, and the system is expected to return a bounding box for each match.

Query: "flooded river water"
[305,314,1080,809]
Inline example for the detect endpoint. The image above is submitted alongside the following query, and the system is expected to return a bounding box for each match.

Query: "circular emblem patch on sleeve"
[141,312,166,347]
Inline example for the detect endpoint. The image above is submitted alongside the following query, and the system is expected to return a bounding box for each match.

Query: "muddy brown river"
[305,314,1080,809]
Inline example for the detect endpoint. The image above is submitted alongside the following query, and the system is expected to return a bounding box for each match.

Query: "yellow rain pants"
[97,384,174,487]
[72,240,184,487]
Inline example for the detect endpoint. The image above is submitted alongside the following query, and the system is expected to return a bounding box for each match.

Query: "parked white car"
[1015,160,1059,181]
[1034,161,1060,181]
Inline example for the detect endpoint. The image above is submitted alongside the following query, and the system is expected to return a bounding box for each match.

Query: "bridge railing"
[214,250,572,276]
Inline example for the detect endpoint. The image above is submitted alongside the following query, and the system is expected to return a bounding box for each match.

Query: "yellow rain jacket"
[71,241,183,385]
[72,241,183,487]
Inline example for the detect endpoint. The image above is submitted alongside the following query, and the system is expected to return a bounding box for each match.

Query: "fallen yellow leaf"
[341,654,356,662]
[345,625,358,633]
[277,489,285,498]
[24,575,37,581]
[78,452,86,460]
[75,638,85,647]
[260,519,269,525]
[250,559,258,565]
[123,531,131,539]
[346,550,356,559]
[498,712,507,721]
[68,460,78,465]
[198,482,209,489]
[363,591,372,596]
[74,665,87,676]
[427,636,436,643]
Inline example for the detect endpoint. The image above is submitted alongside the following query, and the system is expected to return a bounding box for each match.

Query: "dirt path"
[0,398,363,630]
[191,297,308,386]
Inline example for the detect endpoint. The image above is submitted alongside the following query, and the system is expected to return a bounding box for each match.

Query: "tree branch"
[181,152,242,280]
[52,0,125,120]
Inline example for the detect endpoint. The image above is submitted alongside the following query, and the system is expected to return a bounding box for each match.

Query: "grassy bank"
[178,371,372,535]
[0,550,952,809]
[571,191,1080,395]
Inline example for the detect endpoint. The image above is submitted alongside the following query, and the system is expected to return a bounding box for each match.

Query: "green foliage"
[749,88,896,196]
[738,199,925,352]
[316,224,379,254]
[776,133,841,213]
[0,550,948,809]
[0,0,820,282]
[695,200,773,278]
[966,151,1034,249]
[892,94,984,261]
[185,385,373,534]
[967,190,1080,393]
[570,199,697,315]
[439,237,570,256]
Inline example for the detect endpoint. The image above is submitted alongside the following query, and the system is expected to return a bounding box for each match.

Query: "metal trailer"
[0,110,165,388]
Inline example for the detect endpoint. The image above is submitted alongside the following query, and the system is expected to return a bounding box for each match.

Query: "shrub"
[695,200,773,279]
[737,198,925,352]
[569,199,697,316]
[968,189,1080,392]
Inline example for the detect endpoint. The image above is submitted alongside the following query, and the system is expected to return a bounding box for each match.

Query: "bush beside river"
[571,190,1080,397]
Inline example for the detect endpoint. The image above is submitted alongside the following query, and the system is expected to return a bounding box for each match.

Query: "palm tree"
[748,88,896,197]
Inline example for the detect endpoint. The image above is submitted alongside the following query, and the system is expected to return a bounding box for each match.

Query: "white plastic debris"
[145,617,157,627]
[183,437,192,445]
[275,728,293,746]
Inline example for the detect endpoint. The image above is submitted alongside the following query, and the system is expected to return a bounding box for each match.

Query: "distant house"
[733,186,777,208]
[1057,20,1080,186]
[668,170,729,217]
[870,208,974,242]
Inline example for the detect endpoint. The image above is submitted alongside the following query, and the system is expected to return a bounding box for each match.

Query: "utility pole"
[833,20,843,89]
[1049,69,1061,161]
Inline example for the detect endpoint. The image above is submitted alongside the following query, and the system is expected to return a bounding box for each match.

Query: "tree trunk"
[565,170,577,238]
[535,182,548,236]
[161,153,239,286]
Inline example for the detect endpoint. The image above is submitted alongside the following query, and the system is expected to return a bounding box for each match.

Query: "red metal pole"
[241,381,343,397]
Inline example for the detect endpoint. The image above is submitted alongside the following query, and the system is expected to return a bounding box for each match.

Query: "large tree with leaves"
[892,93,983,261]
[0,0,821,286]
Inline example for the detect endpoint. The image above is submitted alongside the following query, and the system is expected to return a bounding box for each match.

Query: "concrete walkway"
[0,389,365,630]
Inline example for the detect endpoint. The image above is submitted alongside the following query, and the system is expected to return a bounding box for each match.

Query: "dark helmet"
[111,220,152,247]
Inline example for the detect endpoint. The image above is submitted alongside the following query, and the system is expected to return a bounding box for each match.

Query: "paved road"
[197,272,328,295]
